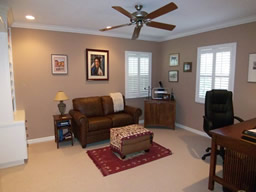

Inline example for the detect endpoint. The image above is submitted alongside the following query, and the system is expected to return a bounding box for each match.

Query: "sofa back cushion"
[101,95,126,115]
[101,96,114,115]
[73,97,103,117]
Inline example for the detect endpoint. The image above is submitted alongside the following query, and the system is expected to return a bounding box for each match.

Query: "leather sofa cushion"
[106,113,133,127]
[101,96,114,115]
[88,117,112,132]
[73,97,103,117]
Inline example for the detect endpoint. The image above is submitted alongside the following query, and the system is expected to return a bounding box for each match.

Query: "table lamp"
[54,91,69,115]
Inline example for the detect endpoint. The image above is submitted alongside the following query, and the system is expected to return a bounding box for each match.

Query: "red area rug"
[87,142,172,176]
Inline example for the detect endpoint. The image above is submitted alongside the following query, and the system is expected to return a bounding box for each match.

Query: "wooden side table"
[53,114,74,149]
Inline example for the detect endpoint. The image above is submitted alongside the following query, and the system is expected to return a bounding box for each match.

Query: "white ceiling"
[1,0,256,41]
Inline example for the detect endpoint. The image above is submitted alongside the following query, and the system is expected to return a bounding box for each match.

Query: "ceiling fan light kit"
[100,2,178,40]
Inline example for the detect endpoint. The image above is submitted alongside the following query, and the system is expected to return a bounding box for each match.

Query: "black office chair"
[201,89,243,160]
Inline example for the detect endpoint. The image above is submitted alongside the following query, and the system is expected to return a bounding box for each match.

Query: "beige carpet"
[0,128,223,192]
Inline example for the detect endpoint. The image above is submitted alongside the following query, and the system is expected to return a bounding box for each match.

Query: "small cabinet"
[144,99,176,129]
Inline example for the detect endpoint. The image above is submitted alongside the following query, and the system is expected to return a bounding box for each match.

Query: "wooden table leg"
[208,135,217,190]
[54,120,57,142]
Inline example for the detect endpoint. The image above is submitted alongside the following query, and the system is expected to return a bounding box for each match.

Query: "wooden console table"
[209,118,256,192]
[144,99,176,129]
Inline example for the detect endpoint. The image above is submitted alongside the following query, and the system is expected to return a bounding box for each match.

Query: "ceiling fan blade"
[112,6,133,19]
[146,21,176,31]
[146,2,178,20]
[100,23,132,31]
[132,26,142,40]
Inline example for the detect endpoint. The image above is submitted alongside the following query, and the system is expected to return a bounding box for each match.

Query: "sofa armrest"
[69,110,89,148]
[69,110,88,126]
[124,105,142,124]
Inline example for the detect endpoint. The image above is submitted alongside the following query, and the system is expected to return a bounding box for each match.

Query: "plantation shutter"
[196,43,236,103]
[198,50,213,99]
[214,48,231,90]
[127,55,139,98]
[125,51,152,98]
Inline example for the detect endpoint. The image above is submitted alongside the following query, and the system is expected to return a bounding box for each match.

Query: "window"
[195,43,237,103]
[125,51,152,98]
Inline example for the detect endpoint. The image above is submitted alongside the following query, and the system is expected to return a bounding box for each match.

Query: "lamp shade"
[54,91,69,101]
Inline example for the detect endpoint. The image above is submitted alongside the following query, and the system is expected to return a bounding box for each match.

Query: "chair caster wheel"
[202,156,206,160]
[206,148,211,152]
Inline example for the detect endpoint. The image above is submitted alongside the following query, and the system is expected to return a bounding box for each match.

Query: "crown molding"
[12,15,256,43]
[161,15,256,42]
[11,22,159,42]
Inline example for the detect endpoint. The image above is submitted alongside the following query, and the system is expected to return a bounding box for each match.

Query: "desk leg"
[208,136,217,190]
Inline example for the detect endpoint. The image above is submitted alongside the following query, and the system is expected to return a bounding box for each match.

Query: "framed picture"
[169,53,179,66]
[183,62,192,72]
[86,49,109,80]
[168,70,179,82]
[248,53,256,82]
[51,54,68,74]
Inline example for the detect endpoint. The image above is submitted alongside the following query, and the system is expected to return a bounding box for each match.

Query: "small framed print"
[168,70,179,82]
[169,53,179,66]
[183,62,192,72]
[248,53,256,82]
[86,49,109,81]
[51,54,68,75]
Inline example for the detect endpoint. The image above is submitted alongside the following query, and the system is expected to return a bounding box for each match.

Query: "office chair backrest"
[204,90,234,134]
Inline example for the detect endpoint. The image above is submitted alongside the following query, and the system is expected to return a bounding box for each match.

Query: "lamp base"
[58,101,66,115]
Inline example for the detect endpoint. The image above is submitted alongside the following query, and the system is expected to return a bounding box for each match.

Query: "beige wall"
[12,22,256,139]
[12,28,161,139]
[159,22,256,131]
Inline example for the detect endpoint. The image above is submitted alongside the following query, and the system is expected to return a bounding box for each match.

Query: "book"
[241,135,256,145]
[57,121,70,127]
[242,133,256,139]
[59,130,72,141]
[63,132,72,139]
[242,129,256,137]
[58,129,63,141]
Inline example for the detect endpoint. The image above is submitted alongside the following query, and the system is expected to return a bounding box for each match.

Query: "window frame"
[125,51,152,99]
[195,42,237,103]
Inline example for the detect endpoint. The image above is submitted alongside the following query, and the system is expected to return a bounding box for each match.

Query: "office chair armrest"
[203,116,213,130]
[234,116,244,122]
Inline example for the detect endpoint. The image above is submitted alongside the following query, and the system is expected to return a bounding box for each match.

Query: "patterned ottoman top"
[110,124,153,150]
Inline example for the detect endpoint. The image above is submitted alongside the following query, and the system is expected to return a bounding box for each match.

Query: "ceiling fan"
[100,2,178,40]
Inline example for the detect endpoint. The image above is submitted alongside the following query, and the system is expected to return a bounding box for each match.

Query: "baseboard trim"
[175,123,209,138]
[27,122,208,144]
[140,119,209,138]
[27,136,55,144]
[0,160,25,169]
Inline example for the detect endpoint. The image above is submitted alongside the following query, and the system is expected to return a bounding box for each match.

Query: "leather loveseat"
[69,96,142,148]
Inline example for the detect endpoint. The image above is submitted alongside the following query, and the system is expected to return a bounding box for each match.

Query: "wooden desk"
[209,118,256,192]
[144,99,176,129]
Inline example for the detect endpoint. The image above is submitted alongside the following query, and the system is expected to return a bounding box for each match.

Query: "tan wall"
[12,28,161,139]
[12,22,256,138]
[159,22,256,131]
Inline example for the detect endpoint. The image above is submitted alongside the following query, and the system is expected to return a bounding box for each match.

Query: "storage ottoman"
[110,124,153,159]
